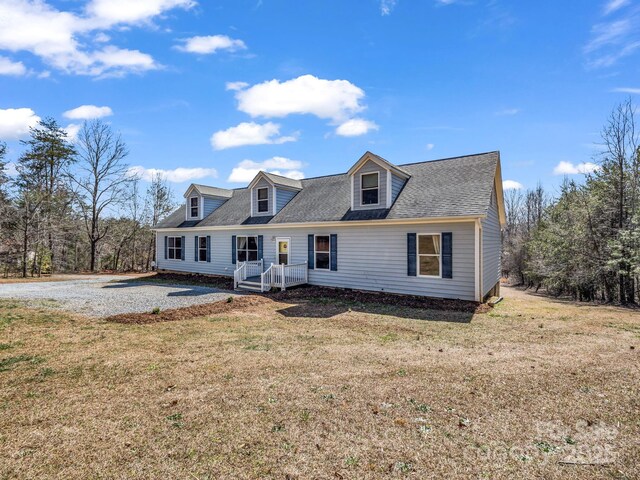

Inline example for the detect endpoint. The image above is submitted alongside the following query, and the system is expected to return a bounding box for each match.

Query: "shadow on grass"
[276,300,475,323]
[272,286,481,323]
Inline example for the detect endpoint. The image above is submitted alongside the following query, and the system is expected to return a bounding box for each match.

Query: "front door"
[276,238,290,265]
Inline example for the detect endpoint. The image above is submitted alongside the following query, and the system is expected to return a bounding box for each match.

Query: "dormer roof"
[248,171,303,190]
[184,183,233,199]
[347,151,411,179]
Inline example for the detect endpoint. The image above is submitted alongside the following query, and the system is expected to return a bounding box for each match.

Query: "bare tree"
[70,120,131,272]
[144,172,176,269]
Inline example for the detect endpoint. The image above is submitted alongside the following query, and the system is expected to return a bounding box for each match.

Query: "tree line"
[503,99,640,304]
[0,119,177,277]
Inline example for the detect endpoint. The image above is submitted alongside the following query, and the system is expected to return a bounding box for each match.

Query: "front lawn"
[0,288,637,479]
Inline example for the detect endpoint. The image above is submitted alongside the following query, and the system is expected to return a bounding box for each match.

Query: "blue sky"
[1,0,639,198]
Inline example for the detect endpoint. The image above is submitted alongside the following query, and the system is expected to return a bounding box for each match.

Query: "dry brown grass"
[0,287,638,479]
[0,273,151,284]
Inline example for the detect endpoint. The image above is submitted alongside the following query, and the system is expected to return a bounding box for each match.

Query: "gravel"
[0,276,237,318]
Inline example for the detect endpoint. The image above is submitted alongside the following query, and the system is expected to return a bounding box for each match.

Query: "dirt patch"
[104,295,271,324]
[272,285,490,314]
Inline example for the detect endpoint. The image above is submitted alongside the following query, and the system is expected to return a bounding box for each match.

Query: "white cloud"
[584,8,640,69]
[0,56,27,76]
[175,35,247,54]
[2,162,18,177]
[128,165,218,183]
[227,157,305,183]
[233,74,366,123]
[211,122,297,150]
[612,87,640,94]
[64,123,82,140]
[335,118,379,137]
[553,161,600,175]
[0,0,192,77]
[380,0,397,15]
[85,0,195,27]
[0,107,40,140]
[63,104,113,120]
[426,143,435,151]
[604,0,630,15]
[503,180,523,190]
[496,108,520,116]
[226,81,249,91]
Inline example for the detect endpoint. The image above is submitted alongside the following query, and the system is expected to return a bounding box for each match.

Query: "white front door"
[276,238,290,265]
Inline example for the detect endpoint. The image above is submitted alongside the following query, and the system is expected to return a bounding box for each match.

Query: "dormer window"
[361,172,379,205]
[189,197,199,218]
[257,187,269,213]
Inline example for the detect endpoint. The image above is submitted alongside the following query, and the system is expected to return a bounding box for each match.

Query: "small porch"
[233,260,308,293]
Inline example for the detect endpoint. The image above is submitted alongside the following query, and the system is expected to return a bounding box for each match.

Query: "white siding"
[482,188,501,296]
[156,221,477,301]
[352,160,388,210]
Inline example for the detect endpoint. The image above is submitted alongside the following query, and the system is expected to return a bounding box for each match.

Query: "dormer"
[248,171,303,217]
[184,184,233,221]
[348,151,411,211]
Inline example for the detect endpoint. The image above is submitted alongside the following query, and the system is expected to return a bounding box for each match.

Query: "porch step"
[236,280,263,292]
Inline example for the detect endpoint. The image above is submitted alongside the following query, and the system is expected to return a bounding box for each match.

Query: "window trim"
[257,187,269,213]
[236,235,259,263]
[417,233,442,279]
[189,196,199,219]
[314,234,331,270]
[167,236,183,261]
[360,171,380,206]
[198,236,207,262]
[275,237,291,265]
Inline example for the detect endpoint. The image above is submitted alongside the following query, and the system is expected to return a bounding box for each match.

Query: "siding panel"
[203,197,226,217]
[482,188,502,296]
[275,187,298,213]
[391,173,406,204]
[156,221,477,300]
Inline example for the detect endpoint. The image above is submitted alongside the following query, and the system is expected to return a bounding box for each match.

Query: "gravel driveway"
[0,276,236,317]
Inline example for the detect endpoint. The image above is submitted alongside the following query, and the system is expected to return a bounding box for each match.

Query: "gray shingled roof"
[155,152,499,228]
[262,172,303,190]
[186,184,233,198]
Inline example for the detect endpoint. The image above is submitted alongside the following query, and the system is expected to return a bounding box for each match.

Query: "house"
[154,151,506,302]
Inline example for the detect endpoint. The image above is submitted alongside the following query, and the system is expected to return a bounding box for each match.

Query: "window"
[237,235,258,262]
[361,172,379,205]
[315,235,330,270]
[257,187,269,213]
[418,234,441,277]
[168,236,183,260]
[190,197,199,218]
[198,236,207,262]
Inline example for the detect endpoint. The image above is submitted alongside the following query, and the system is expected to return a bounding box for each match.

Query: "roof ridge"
[397,151,499,167]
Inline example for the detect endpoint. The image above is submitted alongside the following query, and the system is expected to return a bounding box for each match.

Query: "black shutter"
[330,234,338,271]
[206,236,211,263]
[258,235,263,260]
[231,235,236,264]
[407,233,417,276]
[194,236,199,262]
[442,232,453,279]
[180,236,185,261]
[307,234,314,269]
[164,236,168,260]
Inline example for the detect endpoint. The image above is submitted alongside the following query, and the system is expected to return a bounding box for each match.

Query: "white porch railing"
[236,260,308,292]
[233,259,263,289]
